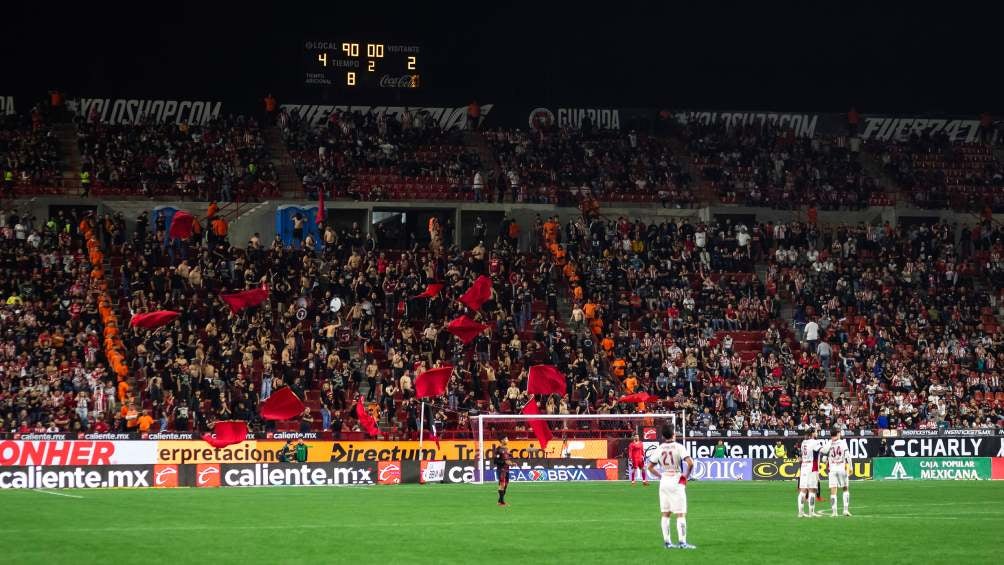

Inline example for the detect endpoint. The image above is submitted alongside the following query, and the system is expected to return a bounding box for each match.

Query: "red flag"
[168,210,195,240]
[260,387,306,421]
[522,398,552,450]
[316,189,326,225]
[459,275,493,311]
[415,366,452,398]
[618,392,661,404]
[527,365,567,396]
[129,310,180,329]
[202,420,248,449]
[356,398,380,437]
[412,283,445,299]
[219,285,269,313]
[446,315,490,344]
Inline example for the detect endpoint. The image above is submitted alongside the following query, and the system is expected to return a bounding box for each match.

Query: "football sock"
[660,517,671,543]
[676,518,687,544]
[498,490,505,503]
[797,493,805,513]
[831,495,837,513]
[843,491,850,512]
[808,496,815,514]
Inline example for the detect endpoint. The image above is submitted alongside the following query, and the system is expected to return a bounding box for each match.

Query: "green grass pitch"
[0,481,1000,564]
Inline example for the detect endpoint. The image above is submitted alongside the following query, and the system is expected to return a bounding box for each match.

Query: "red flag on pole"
[168,210,195,240]
[316,189,326,225]
[446,315,490,344]
[356,398,380,437]
[415,366,452,398]
[459,275,493,311]
[260,387,306,421]
[527,365,567,396]
[412,283,445,299]
[522,398,553,450]
[202,420,248,449]
[219,285,270,313]
[129,310,180,329]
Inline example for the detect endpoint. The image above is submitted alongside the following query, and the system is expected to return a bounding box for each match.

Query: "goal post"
[474,412,685,485]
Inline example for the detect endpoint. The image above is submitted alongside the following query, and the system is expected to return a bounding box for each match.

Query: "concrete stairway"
[263,126,302,198]
[463,130,502,197]
[54,123,81,194]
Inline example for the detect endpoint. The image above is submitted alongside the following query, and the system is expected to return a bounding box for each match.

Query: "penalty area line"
[31,489,84,499]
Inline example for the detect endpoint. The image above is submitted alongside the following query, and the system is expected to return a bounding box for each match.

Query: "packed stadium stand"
[280,107,480,201]
[75,115,279,200]
[0,110,63,193]
[1,100,1002,439]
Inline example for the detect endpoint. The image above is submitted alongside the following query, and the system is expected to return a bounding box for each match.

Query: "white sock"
[843,491,850,512]
[808,495,815,514]
[797,492,805,513]
[831,495,837,514]
[676,518,687,544]
[660,517,671,543]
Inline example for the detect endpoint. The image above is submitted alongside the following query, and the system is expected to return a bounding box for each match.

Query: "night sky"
[3,2,1001,114]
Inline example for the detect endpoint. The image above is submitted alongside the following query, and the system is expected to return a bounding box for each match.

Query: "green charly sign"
[874,457,991,480]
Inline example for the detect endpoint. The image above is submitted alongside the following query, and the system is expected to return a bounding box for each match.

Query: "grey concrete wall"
[4,197,998,250]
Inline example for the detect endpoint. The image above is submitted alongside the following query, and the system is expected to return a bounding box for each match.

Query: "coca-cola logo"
[378,74,417,88]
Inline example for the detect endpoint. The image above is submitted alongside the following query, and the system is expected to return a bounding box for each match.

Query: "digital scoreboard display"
[303,40,421,89]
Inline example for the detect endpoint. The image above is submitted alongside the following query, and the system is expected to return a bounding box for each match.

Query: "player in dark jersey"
[494,435,511,506]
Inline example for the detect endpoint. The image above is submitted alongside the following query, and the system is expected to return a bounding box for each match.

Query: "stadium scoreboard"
[303,40,421,89]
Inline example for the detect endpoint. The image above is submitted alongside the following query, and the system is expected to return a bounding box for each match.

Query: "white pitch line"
[31,489,83,499]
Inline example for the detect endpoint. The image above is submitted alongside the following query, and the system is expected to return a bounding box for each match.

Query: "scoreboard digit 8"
[303,40,421,89]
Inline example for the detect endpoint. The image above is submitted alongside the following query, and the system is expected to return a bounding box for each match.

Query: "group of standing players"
[492,424,852,551]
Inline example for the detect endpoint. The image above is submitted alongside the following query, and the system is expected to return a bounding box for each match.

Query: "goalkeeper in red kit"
[629,434,648,485]
[494,435,511,506]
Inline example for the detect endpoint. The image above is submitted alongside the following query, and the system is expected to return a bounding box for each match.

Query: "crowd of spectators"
[0,110,62,191]
[280,107,480,201]
[874,134,1004,212]
[686,120,884,209]
[483,128,695,207]
[770,219,1004,432]
[0,207,119,435]
[1,200,1002,436]
[76,114,278,200]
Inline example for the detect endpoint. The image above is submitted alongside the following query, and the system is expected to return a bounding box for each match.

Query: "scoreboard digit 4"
[303,39,421,89]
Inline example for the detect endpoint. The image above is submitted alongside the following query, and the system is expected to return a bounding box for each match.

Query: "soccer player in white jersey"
[824,427,852,516]
[645,424,696,549]
[796,427,824,517]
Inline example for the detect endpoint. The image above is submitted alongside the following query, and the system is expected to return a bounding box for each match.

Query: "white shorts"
[798,471,819,490]
[659,478,687,513]
[828,468,849,488]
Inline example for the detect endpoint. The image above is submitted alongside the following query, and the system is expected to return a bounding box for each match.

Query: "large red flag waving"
[415,366,453,398]
[260,387,306,421]
[356,398,380,437]
[412,283,445,299]
[446,316,490,344]
[168,210,196,240]
[522,398,553,450]
[527,365,567,396]
[219,286,270,313]
[459,275,493,311]
[202,420,248,449]
[129,310,180,329]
